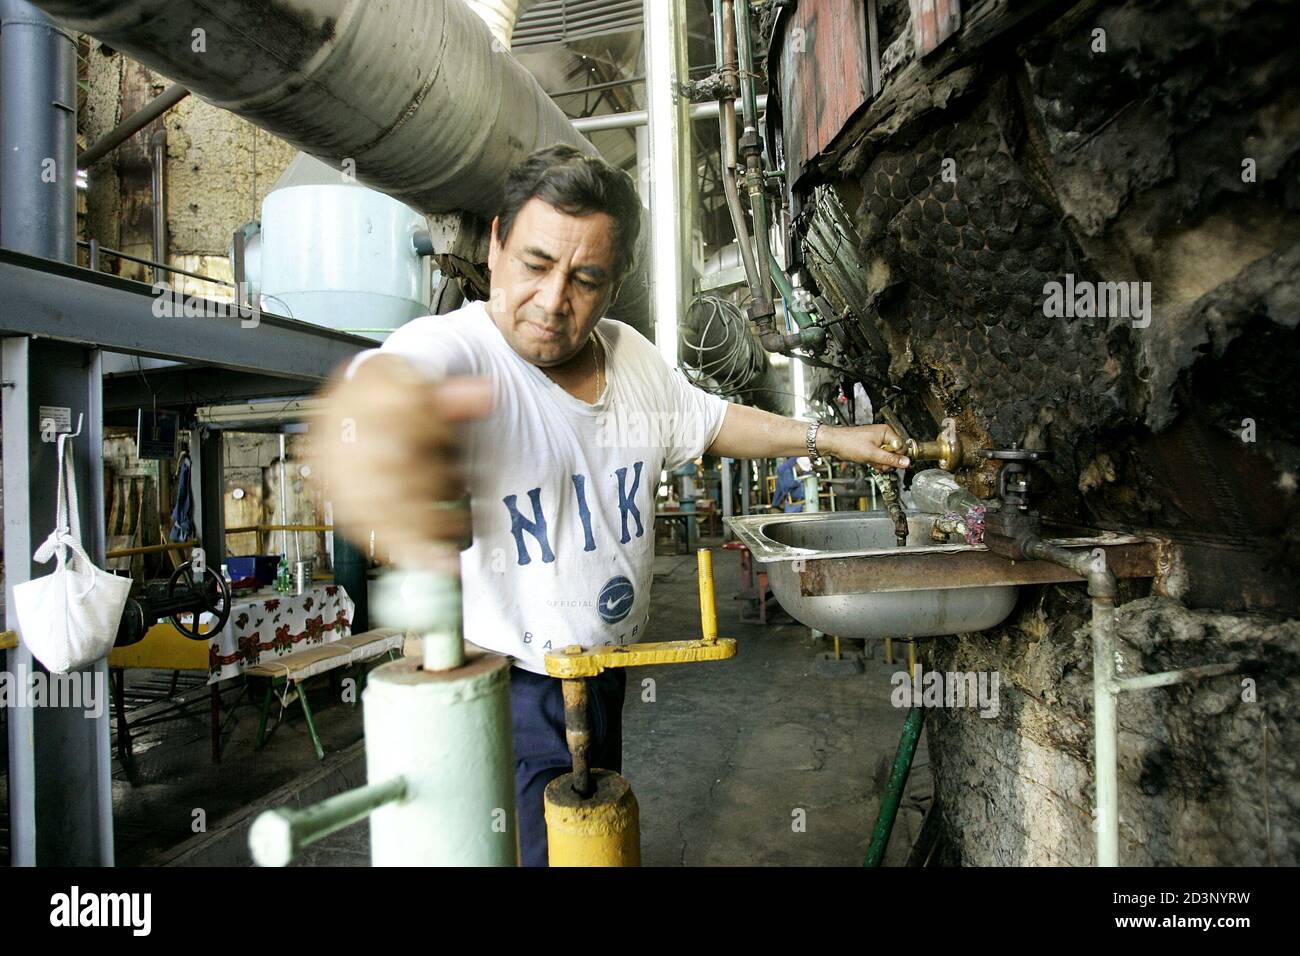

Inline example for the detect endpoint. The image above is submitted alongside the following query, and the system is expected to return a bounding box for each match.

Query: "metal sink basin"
[725,511,1158,640]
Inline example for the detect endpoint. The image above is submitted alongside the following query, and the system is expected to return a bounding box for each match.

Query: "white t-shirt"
[352,300,729,674]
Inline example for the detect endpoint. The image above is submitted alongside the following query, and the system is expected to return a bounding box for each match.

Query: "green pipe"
[766,246,814,327]
[864,705,927,867]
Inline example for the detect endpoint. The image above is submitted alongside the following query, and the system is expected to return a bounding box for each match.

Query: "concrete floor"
[90,539,931,866]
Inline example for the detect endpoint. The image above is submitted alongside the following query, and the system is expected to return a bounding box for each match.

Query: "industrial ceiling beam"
[0,249,370,380]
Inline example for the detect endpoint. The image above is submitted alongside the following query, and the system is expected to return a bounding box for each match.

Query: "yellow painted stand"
[543,549,734,866]
[109,620,213,671]
[544,769,641,866]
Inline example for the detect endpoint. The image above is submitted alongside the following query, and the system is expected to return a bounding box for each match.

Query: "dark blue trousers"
[509,666,627,867]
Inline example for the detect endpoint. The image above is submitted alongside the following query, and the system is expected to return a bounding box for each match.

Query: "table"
[207,584,355,684]
[106,584,355,764]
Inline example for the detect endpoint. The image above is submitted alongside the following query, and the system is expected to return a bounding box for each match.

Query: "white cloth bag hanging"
[12,420,130,673]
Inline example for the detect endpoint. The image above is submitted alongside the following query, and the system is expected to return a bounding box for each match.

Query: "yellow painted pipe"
[545,769,641,867]
[697,548,718,644]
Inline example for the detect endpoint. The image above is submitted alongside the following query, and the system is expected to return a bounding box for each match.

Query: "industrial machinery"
[541,549,736,866]
[246,550,735,867]
[248,564,517,867]
[114,558,231,647]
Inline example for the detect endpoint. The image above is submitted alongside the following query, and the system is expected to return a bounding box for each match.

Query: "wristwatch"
[805,421,823,463]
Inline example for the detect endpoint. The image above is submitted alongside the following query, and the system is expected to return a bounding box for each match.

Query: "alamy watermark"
[1042,273,1152,328]
[0,668,105,719]
[891,664,1000,717]
[152,280,261,328]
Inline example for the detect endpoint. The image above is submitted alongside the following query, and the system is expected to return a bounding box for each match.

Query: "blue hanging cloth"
[169,452,195,541]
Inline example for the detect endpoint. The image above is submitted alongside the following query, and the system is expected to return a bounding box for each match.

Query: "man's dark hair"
[497,144,642,282]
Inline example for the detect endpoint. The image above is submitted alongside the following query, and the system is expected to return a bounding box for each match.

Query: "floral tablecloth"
[206,584,354,684]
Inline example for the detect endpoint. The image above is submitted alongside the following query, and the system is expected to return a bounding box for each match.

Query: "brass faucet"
[882,432,966,471]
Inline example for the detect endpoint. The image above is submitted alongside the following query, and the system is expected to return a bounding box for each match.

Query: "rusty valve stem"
[561,676,594,799]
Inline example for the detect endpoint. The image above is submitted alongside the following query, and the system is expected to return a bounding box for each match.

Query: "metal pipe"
[643,0,692,365]
[149,128,167,284]
[32,0,595,219]
[720,103,760,290]
[278,432,298,564]
[75,239,235,286]
[569,95,766,133]
[864,705,927,866]
[1091,582,1120,867]
[697,548,718,643]
[1,0,76,261]
[553,74,646,99]
[1115,662,1249,692]
[249,776,408,867]
[563,677,594,798]
[734,0,773,303]
[1015,536,1247,867]
[877,470,909,546]
[355,566,513,865]
[464,0,535,46]
[713,0,762,300]
[77,83,188,168]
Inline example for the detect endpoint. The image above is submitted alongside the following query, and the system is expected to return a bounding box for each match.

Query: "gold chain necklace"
[592,334,603,403]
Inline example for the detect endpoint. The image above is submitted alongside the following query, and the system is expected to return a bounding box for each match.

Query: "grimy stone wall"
[780,0,1299,865]
[79,38,319,565]
[79,37,297,286]
[927,590,1296,865]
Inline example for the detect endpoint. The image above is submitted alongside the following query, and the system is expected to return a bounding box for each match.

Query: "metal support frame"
[197,426,226,572]
[3,339,115,866]
[0,248,369,379]
[644,0,693,366]
[1,0,117,866]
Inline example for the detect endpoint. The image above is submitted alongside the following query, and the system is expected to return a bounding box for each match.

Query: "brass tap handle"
[883,434,964,470]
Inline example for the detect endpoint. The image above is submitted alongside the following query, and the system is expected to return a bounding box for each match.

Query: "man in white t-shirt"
[318,145,909,866]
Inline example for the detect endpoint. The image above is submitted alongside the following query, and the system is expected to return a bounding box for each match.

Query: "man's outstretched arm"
[705,402,911,470]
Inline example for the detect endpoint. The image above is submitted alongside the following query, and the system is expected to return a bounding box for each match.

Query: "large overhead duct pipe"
[33,0,591,219]
[37,0,651,329]
[465,0,534,47]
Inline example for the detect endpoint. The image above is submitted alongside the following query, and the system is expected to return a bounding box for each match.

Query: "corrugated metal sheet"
[513,0,643,48]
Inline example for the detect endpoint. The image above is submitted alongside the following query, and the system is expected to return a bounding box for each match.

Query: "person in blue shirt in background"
[773,455,812,512]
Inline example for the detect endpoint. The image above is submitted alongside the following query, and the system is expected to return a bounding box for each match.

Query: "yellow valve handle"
[544,549,735,679]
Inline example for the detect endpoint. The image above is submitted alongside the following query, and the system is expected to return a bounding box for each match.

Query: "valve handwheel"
[978,447,1051,462]
[167,561,231,640]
